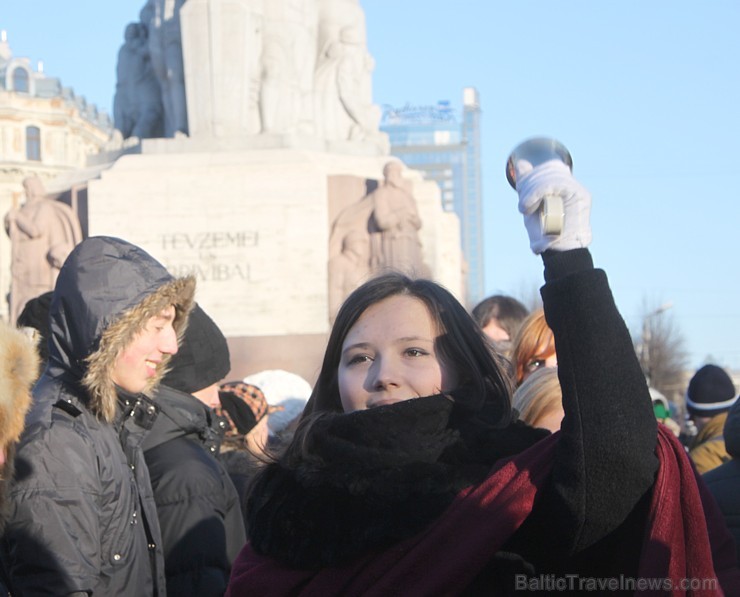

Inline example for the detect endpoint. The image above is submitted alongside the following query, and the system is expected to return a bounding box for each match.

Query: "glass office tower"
[380,87,484,305]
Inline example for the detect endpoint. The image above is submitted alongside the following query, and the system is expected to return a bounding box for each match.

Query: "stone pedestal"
[87,143,461,382]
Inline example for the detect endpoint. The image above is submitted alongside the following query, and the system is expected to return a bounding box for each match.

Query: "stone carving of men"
[261,0,318,135]
[369,161,429,276]
[314,25,367,141]
[328,228,370,320]
[4,175,83,322]
[146,0,189,137]
[327,184,375,319]
[285,0,319,134]
[260,37,298,134]
[113,22,164,140]
[314,0,384,146]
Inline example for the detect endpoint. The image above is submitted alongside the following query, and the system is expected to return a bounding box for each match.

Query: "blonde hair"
[512,366,562,429]
[510,308,556,386]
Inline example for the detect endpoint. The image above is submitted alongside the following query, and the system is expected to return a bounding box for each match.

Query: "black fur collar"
[246,394,548,569]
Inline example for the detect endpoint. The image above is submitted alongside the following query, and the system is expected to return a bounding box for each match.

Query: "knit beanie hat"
[649,387,670,420]
[686,364,738,418]
[162,304,230,395]
[218,381,271,436]
[242,369,311,436]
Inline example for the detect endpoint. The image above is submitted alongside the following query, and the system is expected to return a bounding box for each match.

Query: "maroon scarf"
[226,427,739,596]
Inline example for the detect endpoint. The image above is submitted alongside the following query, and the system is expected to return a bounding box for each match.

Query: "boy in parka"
[4,236,195,596]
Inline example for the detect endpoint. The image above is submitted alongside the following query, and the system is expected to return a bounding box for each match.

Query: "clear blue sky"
[3,1,740,371]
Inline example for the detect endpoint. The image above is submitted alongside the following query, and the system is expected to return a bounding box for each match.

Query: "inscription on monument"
[161,230,259,283]
[161,231,258,251]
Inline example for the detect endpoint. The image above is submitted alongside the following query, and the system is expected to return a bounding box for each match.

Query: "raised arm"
[513,158,658,555]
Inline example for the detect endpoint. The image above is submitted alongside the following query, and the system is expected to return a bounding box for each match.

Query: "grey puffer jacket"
[5,236,195,596]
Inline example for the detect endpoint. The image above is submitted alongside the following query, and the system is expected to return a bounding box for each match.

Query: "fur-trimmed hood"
[0,320,39,449]
[47,236,195,423]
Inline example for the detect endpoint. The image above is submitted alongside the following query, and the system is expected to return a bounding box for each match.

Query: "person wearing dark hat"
[15,290,53,373]
[703,398,740,565]
[218,381,271,455]
[686,364,739,474]
[142,303,246,597]
[216,381,273,519]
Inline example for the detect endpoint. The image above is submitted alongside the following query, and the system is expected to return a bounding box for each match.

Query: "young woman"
[510,308,557,386]
[512,366,564,432]
[226,161,739,595]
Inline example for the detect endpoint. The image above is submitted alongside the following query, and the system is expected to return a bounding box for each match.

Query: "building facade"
[380,87,484,306]
[0,30,112,321]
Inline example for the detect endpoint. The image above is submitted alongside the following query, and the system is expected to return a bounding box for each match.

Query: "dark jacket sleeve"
[534,248,658,554]
[145,437,246,597]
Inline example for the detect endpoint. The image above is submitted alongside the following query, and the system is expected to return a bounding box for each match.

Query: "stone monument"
[113,22,164,140]
[4,175,83,323]
[83,0,463,382]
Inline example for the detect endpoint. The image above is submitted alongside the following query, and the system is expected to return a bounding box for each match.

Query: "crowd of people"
[0,157,738,596]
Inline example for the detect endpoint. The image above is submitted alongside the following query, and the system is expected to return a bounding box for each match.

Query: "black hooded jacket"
[5,237,195,596]
[704,400,740,564]
[143,304,246,596]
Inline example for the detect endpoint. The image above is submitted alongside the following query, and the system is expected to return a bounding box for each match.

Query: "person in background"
[143,303,246,597]
[15,290,53,372]
[217,381,274,518]
[242,369,312,444]
[703,398,740,565]
[512,366,564,432]
[685,364,738,474]
[471,294,529,357]
[226,155,740,594]
[510,308,556,387]
[0,321,39,595]
[5,236,195,595]
[649,387,681,437]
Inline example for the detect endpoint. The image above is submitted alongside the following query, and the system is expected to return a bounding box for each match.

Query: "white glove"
[515,159,592,254]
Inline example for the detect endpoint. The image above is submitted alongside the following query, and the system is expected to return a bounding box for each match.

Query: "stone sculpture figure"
[334,25,377,140]
[327,161,428,319]
[314,0,384,147]
[316,0,365,57]
[260,36,298,134]
[369,161,428,276]
[146,0,189,137]
[285,0,319,134]
[327,183,375,319]
[4,176,83,323]
[113,22,165,140]
[328,228,370,319]
[261,0,318,135]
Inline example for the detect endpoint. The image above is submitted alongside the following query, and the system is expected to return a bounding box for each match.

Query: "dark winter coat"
[0,321,40,596]
[4,236,195,596]
[232,249,664,594]
[704,399,740,565]
[143,385,246,596]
